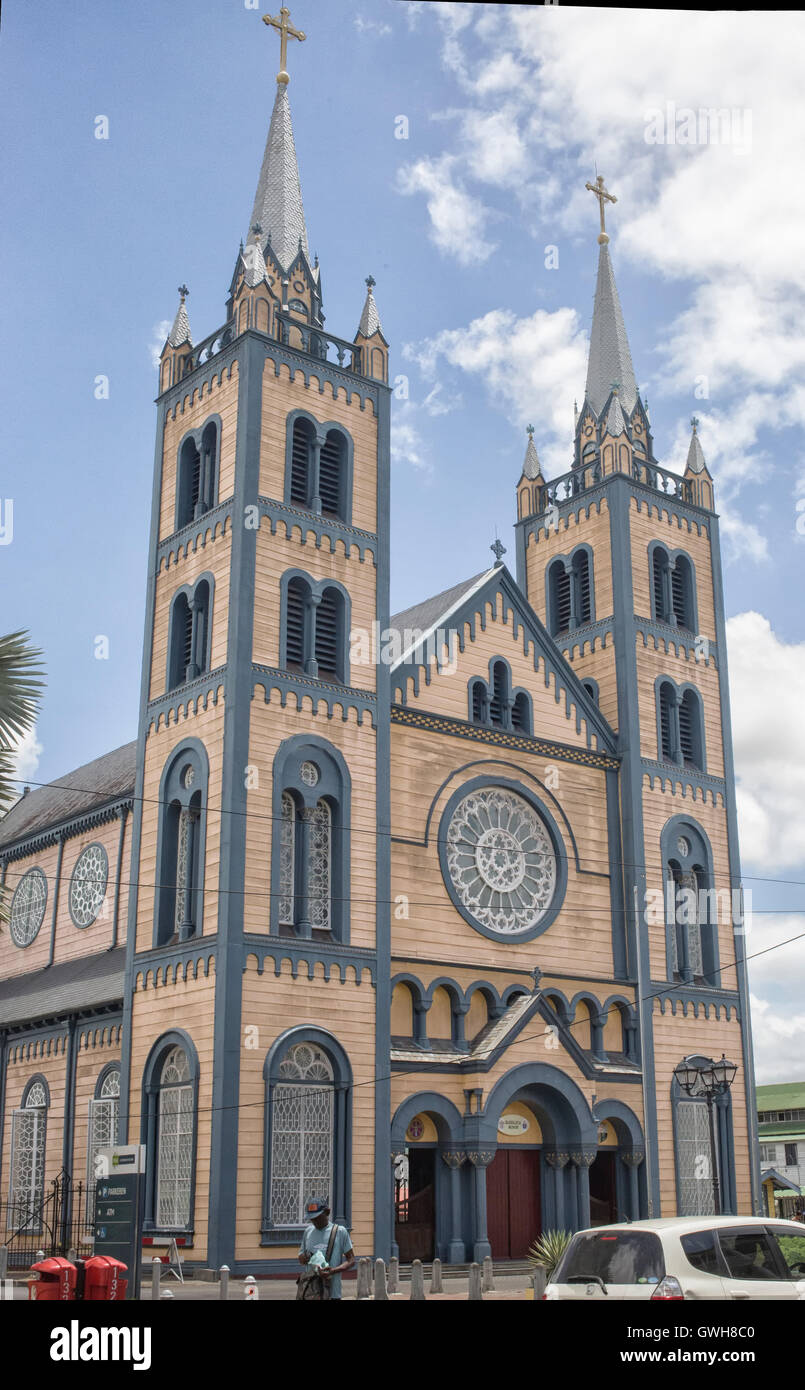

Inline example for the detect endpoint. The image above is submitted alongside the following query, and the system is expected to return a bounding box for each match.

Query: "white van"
[544,1216,805,1300]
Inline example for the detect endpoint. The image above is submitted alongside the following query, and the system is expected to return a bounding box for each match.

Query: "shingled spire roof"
[603,390,627,437]
[686,421,707,473]
[248,81,309,272]
[522,430,542,479]
[168,289,192,348]
[584,243,637,418]
[357,277,382,337]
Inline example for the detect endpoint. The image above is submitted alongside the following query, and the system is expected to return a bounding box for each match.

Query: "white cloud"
[354,15,392,37]
[404,303,588,475]
[750,993,805,1085]
[0,725,43,819]
[727,612,805,872]
[148,320,171,371]
[396,156,495,265]
[391,403,431,475]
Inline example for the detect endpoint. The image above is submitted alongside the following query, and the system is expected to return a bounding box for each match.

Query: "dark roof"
[390,570,492,641]
[0,741,136,850]
[0,948,125,1028]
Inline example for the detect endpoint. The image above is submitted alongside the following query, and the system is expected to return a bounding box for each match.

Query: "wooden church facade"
[0,31,760,1273]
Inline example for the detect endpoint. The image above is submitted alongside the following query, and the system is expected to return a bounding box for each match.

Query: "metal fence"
[1,1170,95,1269]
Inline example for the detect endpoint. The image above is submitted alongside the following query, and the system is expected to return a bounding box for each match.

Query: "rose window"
[69,844,109,927]
[445,787,557,935]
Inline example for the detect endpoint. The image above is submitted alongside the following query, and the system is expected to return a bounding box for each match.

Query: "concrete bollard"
[356,1257,371,1299]
[430,1258,443,1295]
[160,1290,175,1299]
[244,1275,258,1300]
[468,1262,483,1300]
[374,1257,388,1301]
[36,1250,45,1264]
[482,1255,495,1292]
[387,1255,399,1293]
[410,1259,426,1301]
[151,1256,162,1301]
[219,1264,230,1301]
[532,1265,547,1299]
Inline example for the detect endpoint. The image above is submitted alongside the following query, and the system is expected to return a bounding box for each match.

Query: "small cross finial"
[585,173,617,244]
[177,285,189,301]
[366,275,376,291]
[491,537,507,563]
[262,6,306,84]
[691,416,700,431]
[526,423,534,435]
[252,222,263,238]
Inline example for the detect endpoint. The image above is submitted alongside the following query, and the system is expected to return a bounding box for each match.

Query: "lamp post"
[673,1054,737,1214]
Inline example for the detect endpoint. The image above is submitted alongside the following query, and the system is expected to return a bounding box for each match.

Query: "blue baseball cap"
[305,1198,330,1217]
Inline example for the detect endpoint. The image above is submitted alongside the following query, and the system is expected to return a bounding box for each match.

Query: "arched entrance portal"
[486,1102,542,1259]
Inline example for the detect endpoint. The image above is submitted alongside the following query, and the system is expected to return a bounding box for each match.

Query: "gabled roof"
[584,242,637,417]
[389,565,618,754]
[0,742,136,850]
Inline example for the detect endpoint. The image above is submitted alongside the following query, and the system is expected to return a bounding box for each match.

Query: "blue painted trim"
[257,496,376,562]
[436,775,568,943]
[373,376,393,1259]
[390,1092,464,1147]
[0,796,132,863]
[268,733,352,942]
[244,941,375,983]
[660,813,721,987]
[7,866,48,950]
[21,1073,51,1107]
[261,1025,353,1236]
[653,674,707,772]
[636,621,717,666]
[605,767,628,978]
[140,1028,200,1235]
[646,538,699,634]
[165,571,216,693]
[278,567,352,684]
[173,413,223,533]
[157,503,231,573]
[252,667,376,723]
[151,737,210,948]
[283,408,355,527]
[641,761,725,803]
[545,542,596,636]
[671,1057,736,1216]
[93,1060,122,1099]
[465,654,533,735]
[391,705,617,770]
[480,1062,598,1148]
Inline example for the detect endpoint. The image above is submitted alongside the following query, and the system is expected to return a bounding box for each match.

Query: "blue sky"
[2,2,803,1079]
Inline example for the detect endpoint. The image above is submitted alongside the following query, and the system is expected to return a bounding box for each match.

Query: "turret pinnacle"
[357,275,382,338]
[248,79,310,272]
[521,427,542,479]
[686,417,707,474]
[168,286,192,348]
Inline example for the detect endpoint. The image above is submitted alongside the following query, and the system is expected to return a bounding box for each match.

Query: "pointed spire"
[686,417,707,474]
[522,425,542,479]
[585,243,637,418]
[357,275,382,337]
[248,81,310,272]
[168,285,192,348]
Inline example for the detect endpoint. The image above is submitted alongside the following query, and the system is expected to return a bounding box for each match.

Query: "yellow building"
[0,20,759,1273]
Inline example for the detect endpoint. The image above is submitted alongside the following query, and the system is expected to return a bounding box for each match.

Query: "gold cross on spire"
[262,6,306,85]
[585,174,617,245]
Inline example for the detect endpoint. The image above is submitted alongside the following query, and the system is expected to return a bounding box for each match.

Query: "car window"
[554,1231,665,1285]
[717,1228,783,1281]
[681,1229,723,1275]
[766,1228,805,1278]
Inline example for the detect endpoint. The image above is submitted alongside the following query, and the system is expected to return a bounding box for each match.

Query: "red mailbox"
[82,1254,128,1301]
[28,1256,77,1301]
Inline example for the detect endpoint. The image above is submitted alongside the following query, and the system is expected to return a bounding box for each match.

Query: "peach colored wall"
[159,363,240,542]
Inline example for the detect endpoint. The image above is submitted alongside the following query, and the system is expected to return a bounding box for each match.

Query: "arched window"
[673,1067,715,1215]
[679,689,703,767]
[315,586,345,681]
[582,678,599,705]
[512,691,531,733]
[262,1030,352,1239]
[168,579,212,689]
[470,679,488,724]
[272,739,349,941]
[281,575,348,684]
[659,681,677,762]
[319,429,347,518]
[488,661,509,727]
[176,422,219,530]
[142,1035,198,1234]
[87,1067,120,1221]
[9,1079,48,1228]
[290,417,316,507]
[671,555,695,630]
[155,744,208,946]
[572,549,592,624]
[663,821,718,987]
[652,546,671,622]
[548,560,572,636]
[651,545,696,630]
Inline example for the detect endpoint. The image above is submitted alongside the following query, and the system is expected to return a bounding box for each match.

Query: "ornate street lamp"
[673,1054,738,1215]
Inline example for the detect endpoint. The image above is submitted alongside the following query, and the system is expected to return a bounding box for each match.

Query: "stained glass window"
[307,801,331,930]
[676,1093,716,1216]
[9,1082,48,1228]
[445,787,556,935]
[156,1047,193,1228]
[87,1068,120,1225]
[279,793,296,925]
[270,1044,334,1227]
[9,867,48,948]
[69,844,109,928]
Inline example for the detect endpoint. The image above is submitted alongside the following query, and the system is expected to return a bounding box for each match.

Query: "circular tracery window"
[444,786,557,937]
[69,843,109,927]
[9,867,48,947]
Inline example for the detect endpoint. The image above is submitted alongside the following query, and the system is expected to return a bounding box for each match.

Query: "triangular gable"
[390,564,617,756]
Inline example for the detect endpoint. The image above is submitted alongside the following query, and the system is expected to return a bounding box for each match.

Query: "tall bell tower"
[514,177,758,1218]
[120,8,393,1271]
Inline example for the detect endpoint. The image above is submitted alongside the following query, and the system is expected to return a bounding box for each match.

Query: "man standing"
[298,1198,355,1300]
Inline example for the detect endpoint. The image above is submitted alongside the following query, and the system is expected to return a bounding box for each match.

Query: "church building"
[0,11,760,1273]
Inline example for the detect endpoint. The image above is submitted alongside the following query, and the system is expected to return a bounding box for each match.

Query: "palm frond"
[0,629,46,746]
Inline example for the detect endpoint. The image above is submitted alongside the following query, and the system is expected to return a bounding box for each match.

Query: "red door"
[486,1150,541,1259]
